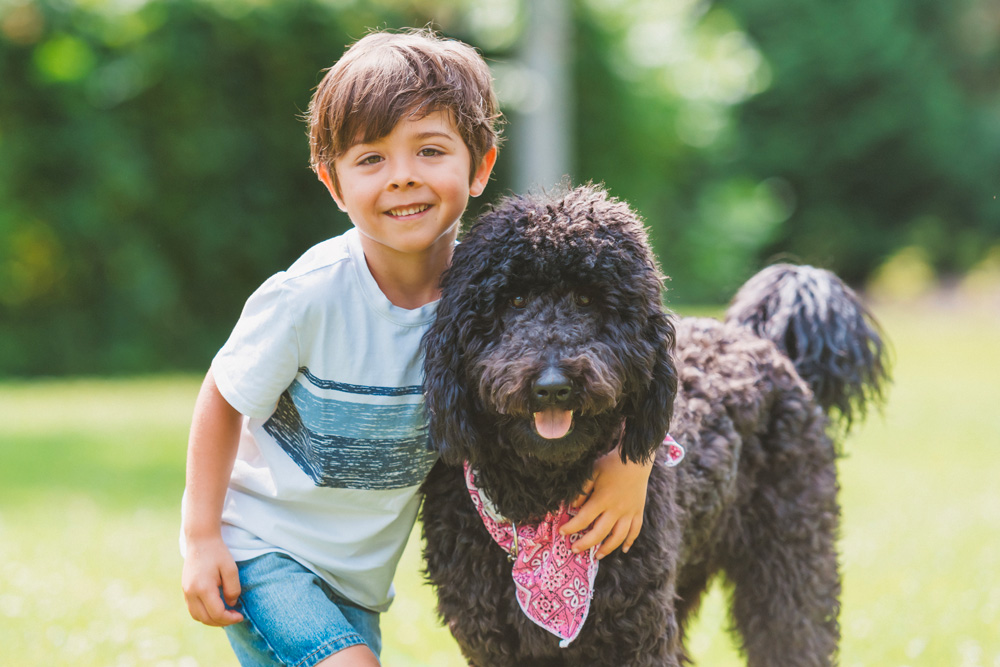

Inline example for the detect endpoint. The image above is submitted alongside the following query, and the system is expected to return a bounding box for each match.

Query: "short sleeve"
[212,273,302,419]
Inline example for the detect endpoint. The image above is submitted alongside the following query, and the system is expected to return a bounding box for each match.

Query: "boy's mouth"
[387,204,431,218]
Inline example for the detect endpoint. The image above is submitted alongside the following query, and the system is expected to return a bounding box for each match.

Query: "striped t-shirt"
[195,228,438,612]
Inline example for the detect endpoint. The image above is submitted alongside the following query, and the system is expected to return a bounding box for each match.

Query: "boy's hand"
[182,536,244,627]
[559,447,654,559]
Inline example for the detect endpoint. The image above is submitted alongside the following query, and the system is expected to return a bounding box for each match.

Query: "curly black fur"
[420,184,890,666]
[726,264,891,433]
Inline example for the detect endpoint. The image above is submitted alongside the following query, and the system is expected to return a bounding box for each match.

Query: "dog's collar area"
[508,519,519,560]
[461,434,682,648]
[463,462,598,647]
[614,424,685,468]
[662,434,685,467]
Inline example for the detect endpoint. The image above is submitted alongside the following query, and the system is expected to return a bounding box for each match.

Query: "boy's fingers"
[622,518,643,553]
[190,593,226,626]
[204,592,245,626]
[202,590,229,625]
[218,568,244,625]
[570,531,598,553]
[185,578,243,627]
[220,608,245,626]
[571,514,613,553]
[570,479,595,509]
[561,504,598,535]
[186,597,208,625]
[595,520,630,560]
[221,564,242,607]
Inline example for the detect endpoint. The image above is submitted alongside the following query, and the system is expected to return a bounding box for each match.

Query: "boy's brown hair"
[308,28,502,192]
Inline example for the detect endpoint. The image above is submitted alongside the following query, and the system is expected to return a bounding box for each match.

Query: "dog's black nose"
[533,367,572,405]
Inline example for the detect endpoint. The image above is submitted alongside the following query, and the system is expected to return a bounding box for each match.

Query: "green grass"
[1,303,998,666]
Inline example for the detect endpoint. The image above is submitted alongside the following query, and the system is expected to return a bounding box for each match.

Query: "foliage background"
[1,0,998,375]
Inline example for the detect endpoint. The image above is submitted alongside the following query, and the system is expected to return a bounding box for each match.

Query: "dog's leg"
[563,519,688,666]
[674,564,714,657]
[723,417,841,666]
[564,579,685,667]
[422,462,544,666]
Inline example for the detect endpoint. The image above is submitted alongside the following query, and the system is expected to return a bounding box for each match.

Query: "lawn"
[1,302,998,666]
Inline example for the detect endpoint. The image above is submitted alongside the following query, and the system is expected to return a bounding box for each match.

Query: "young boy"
[181,29,653,667]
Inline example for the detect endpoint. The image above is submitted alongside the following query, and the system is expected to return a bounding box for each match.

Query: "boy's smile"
[321,111,496,266]
[387,204,431,218]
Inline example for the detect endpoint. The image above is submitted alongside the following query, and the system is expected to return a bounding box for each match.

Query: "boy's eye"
[358,155,382,166]
[419,148,443,157]
[510,295,528,309]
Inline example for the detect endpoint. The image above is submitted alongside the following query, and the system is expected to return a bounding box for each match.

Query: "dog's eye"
[575,293,592,307]
[510,295,528,309]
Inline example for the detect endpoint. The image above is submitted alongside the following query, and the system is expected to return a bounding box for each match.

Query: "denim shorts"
[223,552,382,667]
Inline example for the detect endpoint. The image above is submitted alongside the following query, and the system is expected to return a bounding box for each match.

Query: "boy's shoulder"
[283,229,356,282]
[256,229,359,313]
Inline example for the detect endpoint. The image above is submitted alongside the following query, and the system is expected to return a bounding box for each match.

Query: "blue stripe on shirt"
[264,382,436,490]
[287,381,424,440]
[299,367,423,396]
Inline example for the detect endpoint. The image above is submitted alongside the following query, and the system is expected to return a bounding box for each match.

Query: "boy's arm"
[559,445,654,559]
[181,370,246,627]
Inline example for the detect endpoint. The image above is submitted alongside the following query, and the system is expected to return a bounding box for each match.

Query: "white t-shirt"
[183,228,438,612]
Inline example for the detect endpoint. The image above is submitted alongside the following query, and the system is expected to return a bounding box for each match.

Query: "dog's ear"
[422,230,504,466]
[422,284,479,466]
[618,309,677,465]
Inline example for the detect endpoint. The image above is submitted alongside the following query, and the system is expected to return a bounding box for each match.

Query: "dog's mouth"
[533,407,574,439]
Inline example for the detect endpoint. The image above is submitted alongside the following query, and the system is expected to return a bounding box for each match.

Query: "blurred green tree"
[1,0,997,374]
[719,0,1000,283]
[569,0,999,297]
[0,0,462,374]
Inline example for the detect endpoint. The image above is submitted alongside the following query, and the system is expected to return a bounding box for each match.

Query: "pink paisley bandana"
[464,435,684,647]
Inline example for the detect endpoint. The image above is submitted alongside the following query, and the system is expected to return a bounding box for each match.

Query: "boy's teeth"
[389,205,429,217]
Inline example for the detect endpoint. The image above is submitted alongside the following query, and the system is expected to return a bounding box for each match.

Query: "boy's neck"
[358,236,453,310]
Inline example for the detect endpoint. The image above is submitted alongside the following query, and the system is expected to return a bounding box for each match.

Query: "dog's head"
[423,184,676,469]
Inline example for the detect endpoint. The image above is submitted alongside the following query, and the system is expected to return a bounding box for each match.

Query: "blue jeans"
[224,552,382,666]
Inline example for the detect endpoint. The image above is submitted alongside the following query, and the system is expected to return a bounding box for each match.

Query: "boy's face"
[321,110,496,261]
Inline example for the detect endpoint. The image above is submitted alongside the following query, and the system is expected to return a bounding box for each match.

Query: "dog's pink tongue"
[534,408,573,439]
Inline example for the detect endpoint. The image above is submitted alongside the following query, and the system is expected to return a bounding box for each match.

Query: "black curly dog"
[420,184,889,666]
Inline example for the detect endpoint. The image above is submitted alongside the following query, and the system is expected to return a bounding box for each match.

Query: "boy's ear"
[470,146,498,198]
[317,164,348,212]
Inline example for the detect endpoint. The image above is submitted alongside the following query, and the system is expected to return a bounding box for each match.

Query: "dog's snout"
[533,367,572,406]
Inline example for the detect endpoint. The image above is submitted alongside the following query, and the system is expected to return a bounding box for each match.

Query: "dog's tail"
[725,264,891,431]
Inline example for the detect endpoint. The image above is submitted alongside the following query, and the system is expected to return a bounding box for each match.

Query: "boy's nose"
[387,160,420,190]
